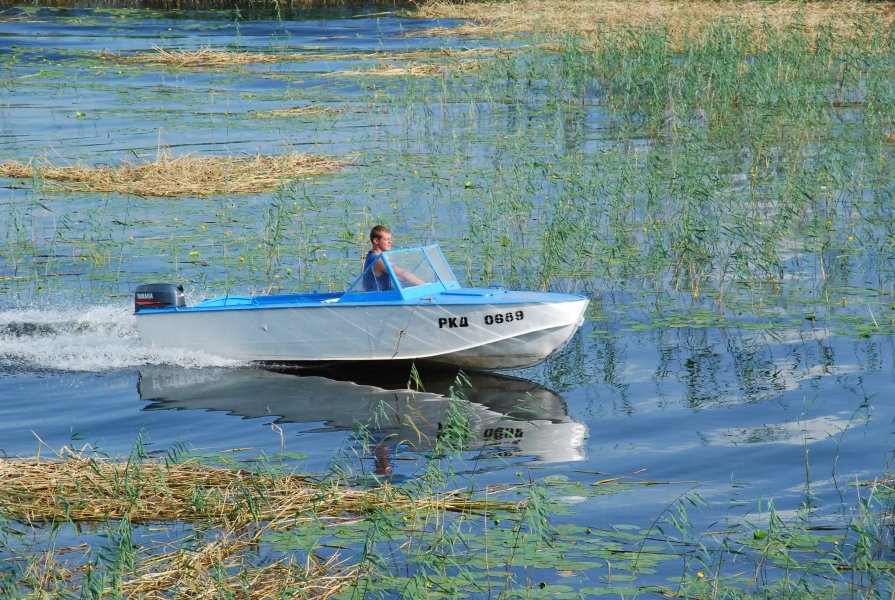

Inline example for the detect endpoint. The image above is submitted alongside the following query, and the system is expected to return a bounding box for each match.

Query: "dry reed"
[129,45,286,66]
[9,519,357,599]
[330,58,481,78]
[0,152,345,197]
[118,532,357,599]
[255,106,343,118]
[119,45,496,68]
[414,0,895,50]
[0,456,522,524]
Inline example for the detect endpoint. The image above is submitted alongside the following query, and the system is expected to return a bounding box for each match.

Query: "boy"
[363,225,425,291]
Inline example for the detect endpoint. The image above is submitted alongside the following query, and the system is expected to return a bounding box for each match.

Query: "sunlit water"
[2,5,894,592]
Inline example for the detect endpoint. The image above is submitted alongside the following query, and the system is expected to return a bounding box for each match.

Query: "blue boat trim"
[442,288,509,297]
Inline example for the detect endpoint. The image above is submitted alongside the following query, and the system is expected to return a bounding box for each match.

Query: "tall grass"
[418,14,895,329]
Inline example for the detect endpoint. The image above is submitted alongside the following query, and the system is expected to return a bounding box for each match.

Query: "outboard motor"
[134,283,186,312]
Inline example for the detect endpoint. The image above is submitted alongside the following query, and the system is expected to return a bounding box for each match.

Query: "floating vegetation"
[0,451,361,598]
[0,455,519,524]
[117,539,355,600]
[255,105,343,118]
[0,442,688,598]
[126,45,288,66]
[327,48,492,77]
[117,45,497,68]
[330,58,480,78]
[0,153,346,198]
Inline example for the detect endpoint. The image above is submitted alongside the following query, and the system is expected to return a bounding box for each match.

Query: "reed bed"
[0,153,345,198]
[0,456,520,524]
[416,0,895,51]
[412,3,895,311]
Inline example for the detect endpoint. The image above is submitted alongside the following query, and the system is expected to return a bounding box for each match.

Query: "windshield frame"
[342,244,460,301]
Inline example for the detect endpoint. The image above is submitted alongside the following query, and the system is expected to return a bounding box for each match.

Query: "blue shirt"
[363,250,391,291]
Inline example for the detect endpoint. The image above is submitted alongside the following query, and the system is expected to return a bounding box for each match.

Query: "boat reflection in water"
[137,365,586,471]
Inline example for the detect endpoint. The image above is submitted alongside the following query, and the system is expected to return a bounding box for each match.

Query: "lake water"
[2,5,894,594]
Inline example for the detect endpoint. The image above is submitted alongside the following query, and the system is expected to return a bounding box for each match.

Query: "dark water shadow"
[137,364,587,464]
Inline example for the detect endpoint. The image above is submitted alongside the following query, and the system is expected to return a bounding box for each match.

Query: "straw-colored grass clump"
[331,59,479,78]
[119,536,356,599]
[129,45,287,66]
[330,49,492,78]
[0,454,522,597]
[256,105,343,118]
[12,521,357,599]
[122,45,495,69]
[119,45,496,78]
[0,152,345,198]
[415,0,895,50]
[0,456,516,524]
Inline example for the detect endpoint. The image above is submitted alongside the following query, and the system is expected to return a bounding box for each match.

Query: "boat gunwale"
[134,291,589,315]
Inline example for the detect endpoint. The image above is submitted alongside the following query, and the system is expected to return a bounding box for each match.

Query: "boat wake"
[0,305,243,372]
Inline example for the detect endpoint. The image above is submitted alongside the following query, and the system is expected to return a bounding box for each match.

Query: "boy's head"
[370,225,391,243]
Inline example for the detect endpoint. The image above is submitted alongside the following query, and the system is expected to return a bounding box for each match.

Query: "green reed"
[440,15,895,325]
[664,484,895,598]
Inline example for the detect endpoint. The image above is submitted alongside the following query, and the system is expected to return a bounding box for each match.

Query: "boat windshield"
[386,246,460,290]
[343,245,459,296]
[387,249,438,289]
[423,245,458,288]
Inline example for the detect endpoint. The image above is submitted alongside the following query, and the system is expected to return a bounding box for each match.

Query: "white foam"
[0,305,243,372]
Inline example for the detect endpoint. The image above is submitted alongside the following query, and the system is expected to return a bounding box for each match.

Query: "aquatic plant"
[255,105,342,118]
[130,45,289,66]
[0,455,514,524]
[0,153,346,198]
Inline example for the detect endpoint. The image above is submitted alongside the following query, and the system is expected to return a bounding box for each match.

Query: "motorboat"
[137,365,587,464]
[134,245,588,370]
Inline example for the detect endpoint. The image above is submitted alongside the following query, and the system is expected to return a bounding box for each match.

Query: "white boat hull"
[136,297,588,370]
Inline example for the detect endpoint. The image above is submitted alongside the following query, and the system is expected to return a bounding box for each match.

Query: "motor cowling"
[134,283,186,312]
